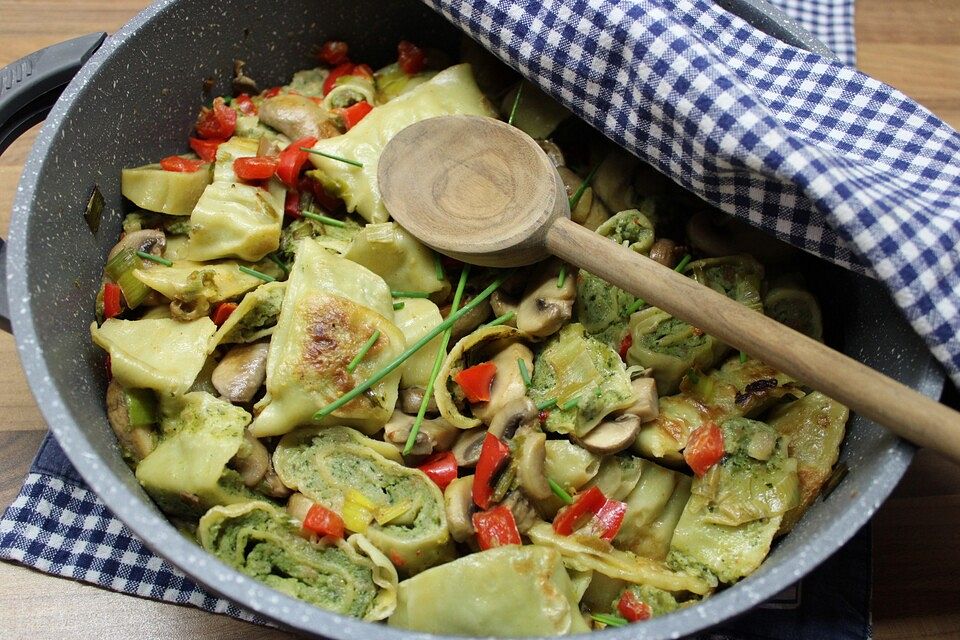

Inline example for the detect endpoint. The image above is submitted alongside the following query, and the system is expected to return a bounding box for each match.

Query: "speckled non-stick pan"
[0,0,943,637]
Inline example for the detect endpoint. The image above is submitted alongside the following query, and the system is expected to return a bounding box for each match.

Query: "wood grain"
[0,0,958,638]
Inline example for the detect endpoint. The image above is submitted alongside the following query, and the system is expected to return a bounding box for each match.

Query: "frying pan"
[0,0,943,637]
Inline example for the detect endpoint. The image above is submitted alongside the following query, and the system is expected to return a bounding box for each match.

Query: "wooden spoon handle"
[546,217,960,464]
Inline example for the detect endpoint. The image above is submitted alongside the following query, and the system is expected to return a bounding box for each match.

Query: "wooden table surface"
[1,1,958,638]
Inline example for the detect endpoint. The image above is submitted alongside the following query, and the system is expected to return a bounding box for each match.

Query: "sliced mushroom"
[575,414,642,455]
[487,397,537,441]
[443,296,492,342]
[443,475,476,543]
[451,428,486,467]
[232,59,259,96]
[233,431,270,488]
[107,229,166,263]
[105,379,156,462]
[516,260,576,338]
[514,428,552,501]
[258,93,340,141]
[620,377,659,422]
[383,410,459,456]
[537,139,566,168]
[471,343,535,424]
[212,342,270,403]
[399,387,439,415]
[489,290,519,321]
[502,490,539,533]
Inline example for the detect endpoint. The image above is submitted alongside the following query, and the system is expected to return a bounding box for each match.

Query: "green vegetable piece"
[125,388,158,427]
[615,585,682,618]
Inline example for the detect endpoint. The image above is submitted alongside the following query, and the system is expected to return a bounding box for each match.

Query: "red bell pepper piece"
[454,361,497,403]
[318,40,350,66]
[684,422,725,477]
[233,93,257,116]
[618,333,633,360]
[617,591,652,622]
[593,498,628,541]
[323,62,355,96]
[263,86,282,98]
[300,176,341,211]
[195,97,237,140]
[472,505,521,550]
[352,63,374,79]
[212,302,238,327]
[103,283,122,319]
[159,155,205,173]
[339,101,373,130]
[417,451,458,491]
[284,190,301,218]
[276,136,318,188]
[553,486,606,535]
[397,41,426,75]
[233,155,280,181]
[302,504,345,539]
[472,433,510,509]
[189,137,222,162]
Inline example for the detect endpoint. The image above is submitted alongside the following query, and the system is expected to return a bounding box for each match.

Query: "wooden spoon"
[379,114,960,465]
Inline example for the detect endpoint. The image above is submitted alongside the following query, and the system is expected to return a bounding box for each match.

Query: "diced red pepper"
[472,505,521,550]
[318,40,350,66]
[233,93,257,116]
[212,302,238,326]
[417,451,458,491]
[303,504,345,539]
[189,137,223,162]
[454,362,497,403]
[352,63,374,79]
[617,591,652,622]
[684,422,725,477]
[103,283,122,319]
[323,62,355,96]
[397,41,426,75]
[300,176,341,211]
[233,155,280,181]
[276,136,318,188]
[538,409,551,423]
[553,486,606,535]
[618,333,633,361]
[472,433,510,509]
[195,97,237,140]
[339,100,373,130]
[263,86,282,98]
[159,155,205,173]
[592,498,628,541]
[284,190,301,218]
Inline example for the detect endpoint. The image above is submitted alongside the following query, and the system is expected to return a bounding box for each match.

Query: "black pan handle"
[0,32,107,333]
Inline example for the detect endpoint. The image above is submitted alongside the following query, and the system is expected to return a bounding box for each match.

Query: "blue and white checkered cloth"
[2,0,948,637]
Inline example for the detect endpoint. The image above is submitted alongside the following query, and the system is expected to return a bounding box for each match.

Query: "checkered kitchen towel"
[1,0,943,637]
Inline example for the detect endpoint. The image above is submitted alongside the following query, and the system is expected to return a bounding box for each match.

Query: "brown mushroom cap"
[515,429,552,501]
[232,431,271,488]
[105,380,156,462]
[575,414,642,455]
[399,387,439,415]
[487,397,537,441]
